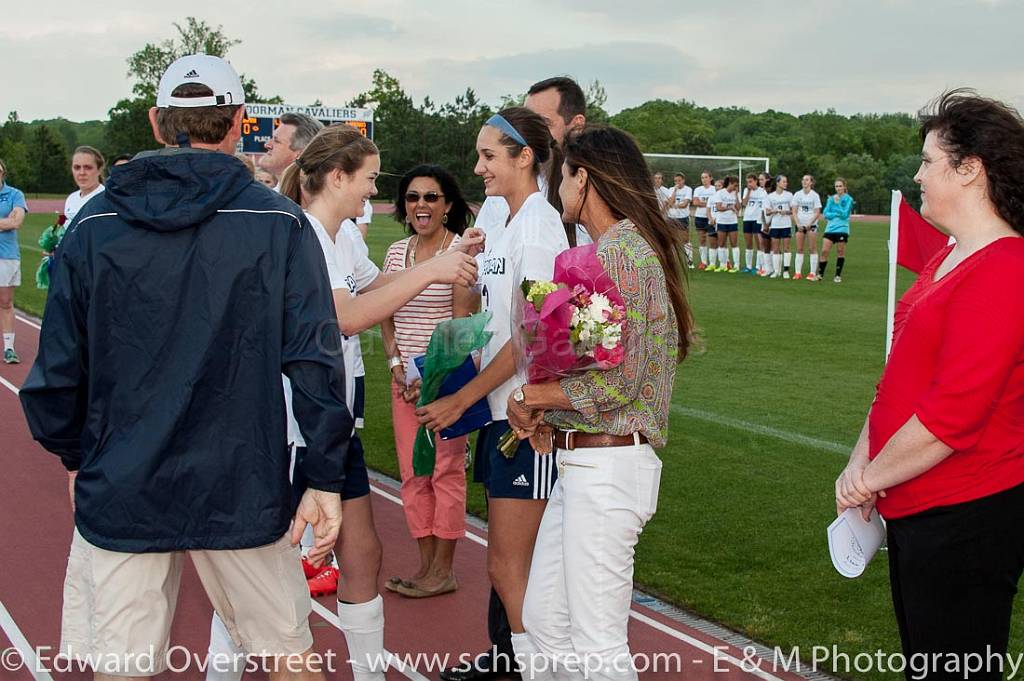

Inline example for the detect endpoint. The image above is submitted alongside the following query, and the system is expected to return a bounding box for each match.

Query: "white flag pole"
[885,190,902,359]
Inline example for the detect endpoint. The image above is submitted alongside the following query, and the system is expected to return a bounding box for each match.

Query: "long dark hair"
[393,164,471,236]
[919,88,1024,233]
[563,126,694,360]
[491,106,576,246]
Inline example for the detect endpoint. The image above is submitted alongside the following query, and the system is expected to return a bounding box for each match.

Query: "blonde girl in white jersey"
[791,174,823,280]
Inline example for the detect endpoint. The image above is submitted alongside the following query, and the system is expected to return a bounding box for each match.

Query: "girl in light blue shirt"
[819,177,854,282]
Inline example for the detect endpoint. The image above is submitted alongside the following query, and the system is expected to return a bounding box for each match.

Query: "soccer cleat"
[770,272,781,279]
[3,348,18,364]
[307,566,340,597]
[727,266,739,273]
[792,273,803,280]
[757,269,767,276]
[806,273,819,282]
[783,271,791,279]
[706,265,718,272]
[834,276,842,283]
[697,263,708,271]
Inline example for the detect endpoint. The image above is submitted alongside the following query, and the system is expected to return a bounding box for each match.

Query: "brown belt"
[553,429,648,451]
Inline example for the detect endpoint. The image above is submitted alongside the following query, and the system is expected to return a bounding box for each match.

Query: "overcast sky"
[4,0,1022,122]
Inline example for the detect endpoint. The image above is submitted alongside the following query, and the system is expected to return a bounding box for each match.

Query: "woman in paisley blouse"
[506,125,694,681]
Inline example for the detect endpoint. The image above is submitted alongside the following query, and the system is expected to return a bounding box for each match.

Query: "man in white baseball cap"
[21,53,348,680]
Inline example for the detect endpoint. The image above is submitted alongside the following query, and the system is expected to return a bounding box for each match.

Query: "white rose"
[600,323,622,349]
[587,294,612,322]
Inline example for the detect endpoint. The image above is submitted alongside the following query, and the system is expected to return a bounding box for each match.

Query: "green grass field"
[14,212,1022,678]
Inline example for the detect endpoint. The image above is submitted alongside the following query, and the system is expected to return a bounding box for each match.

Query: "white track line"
[15,315,41,330]
[367,482,786,680]
[628,610,783,681]
[0,599,55,681]
[0,375,19,396]
[309,600,429,681]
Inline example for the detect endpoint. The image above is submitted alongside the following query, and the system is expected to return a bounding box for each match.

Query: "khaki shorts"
[61,529,313,676]
[0,258,20,287]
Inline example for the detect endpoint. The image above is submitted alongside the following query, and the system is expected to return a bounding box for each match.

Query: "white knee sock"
[699,246,708,265]
[3,333,13,351]
[718,247,728,267]
[746,250,755,270]
[732,247,740,269]
[338,595,387,681]
[512,632,557,681]
[811,253,820,275]
[772,253,782,273]
[783,252,792,268]
[207,613,246,681]
[795,253,804,274]
[708,247,717,267]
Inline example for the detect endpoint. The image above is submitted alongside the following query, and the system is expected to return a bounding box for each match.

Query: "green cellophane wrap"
[35,225,65,289]
[412,311,493,476]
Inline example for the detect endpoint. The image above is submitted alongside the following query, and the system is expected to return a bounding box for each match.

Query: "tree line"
[0,18,921,213]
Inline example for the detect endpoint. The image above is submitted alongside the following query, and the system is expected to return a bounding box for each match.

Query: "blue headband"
[486,114,529,148]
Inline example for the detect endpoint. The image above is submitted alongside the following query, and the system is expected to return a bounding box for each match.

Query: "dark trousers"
[887,482,1024,680]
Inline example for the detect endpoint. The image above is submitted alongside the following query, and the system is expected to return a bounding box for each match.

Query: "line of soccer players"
[655,171,854,282]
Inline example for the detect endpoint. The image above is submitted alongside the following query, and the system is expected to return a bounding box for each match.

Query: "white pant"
[521,441,662,681]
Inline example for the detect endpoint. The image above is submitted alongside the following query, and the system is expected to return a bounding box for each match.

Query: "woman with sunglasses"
[416,107,569,668]
[380,165,477,598]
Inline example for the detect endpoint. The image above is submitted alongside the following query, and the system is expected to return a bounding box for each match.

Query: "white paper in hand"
[828,507,886,578]
[406,355,423,385]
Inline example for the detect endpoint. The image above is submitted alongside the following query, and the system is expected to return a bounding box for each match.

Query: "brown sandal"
[395,575,458,599]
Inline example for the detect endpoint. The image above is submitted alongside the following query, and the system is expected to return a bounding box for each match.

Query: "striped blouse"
[546,220,680,448]
[383,235,461,362]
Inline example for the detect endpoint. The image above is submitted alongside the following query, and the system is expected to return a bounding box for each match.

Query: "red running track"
[0,315,807,680]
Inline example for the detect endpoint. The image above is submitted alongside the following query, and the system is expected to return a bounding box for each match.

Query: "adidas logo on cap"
[183,69,200,78]
[512,474,530,487]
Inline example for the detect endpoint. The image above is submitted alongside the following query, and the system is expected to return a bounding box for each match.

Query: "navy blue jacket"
[19,148,351,552]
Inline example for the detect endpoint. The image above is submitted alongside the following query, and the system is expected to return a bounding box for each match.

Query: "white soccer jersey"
[285,212,351,447]
[655,185,672,210]
[64,185,105,224]
[478,192,569,420]
[692,185,717,219]
[793,189,822,226]
[743,187,768,223]
[667,185,693,219]
[713,189,739,225]
[765,191,795,229]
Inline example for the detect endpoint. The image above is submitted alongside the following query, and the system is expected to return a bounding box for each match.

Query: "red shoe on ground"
[308,566,340,597]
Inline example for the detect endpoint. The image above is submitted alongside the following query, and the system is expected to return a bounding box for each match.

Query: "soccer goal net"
[643,154,771,185]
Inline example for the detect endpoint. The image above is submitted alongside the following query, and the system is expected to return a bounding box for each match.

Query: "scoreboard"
[240,103,374,154]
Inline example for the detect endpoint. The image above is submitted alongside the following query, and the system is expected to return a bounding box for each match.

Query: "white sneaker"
[770,271,781,279]
[783,271,791,279]
[834,275,842,283]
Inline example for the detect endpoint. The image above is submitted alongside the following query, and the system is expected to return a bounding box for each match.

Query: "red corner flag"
[895,197,948,274]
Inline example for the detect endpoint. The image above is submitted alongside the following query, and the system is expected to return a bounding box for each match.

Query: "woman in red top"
[836,90,1024,679]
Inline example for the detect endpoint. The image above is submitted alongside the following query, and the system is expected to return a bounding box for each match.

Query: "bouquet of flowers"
[35,213,67,289]
[498,243,627,456]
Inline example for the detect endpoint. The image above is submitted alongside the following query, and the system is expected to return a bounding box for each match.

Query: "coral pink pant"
[391,383,467,540]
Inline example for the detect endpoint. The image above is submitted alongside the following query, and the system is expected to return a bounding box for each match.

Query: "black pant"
[887,482,1024,680]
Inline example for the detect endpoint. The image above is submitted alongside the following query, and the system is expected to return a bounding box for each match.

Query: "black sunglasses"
[405,191,445,204]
